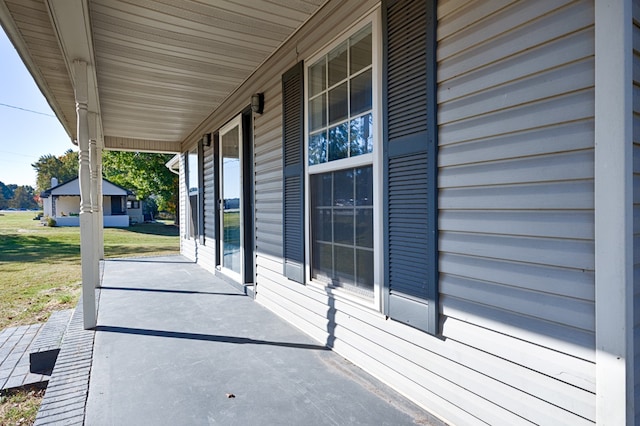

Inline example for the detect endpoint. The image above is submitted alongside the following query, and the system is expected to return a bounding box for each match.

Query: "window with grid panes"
[307,21,376,292]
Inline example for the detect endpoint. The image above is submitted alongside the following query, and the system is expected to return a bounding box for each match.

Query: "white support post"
[89,135,100,288]
[74,59,96,330]
[594,0,633,423]
[89,112,103,285]
[97,147,105,260]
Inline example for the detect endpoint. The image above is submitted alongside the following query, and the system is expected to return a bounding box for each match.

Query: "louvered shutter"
[282,61,305,283]
[198,137,205,244]
[383,0,438,334]
[213,132,221,267]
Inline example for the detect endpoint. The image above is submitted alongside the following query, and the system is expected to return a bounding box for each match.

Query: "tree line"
[0,182,39,210]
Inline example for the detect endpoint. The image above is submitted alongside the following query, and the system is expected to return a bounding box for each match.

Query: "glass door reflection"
[220,117,242,276]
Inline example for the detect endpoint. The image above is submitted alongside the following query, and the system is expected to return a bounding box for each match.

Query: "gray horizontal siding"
[437,0,596,422]
[257,270,594,424]
[254,75,284,263]
[246,0,597,424]
[438,0,595,327]
[197,243,216,274]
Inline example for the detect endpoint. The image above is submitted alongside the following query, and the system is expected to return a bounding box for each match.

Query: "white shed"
[41,177,135,227]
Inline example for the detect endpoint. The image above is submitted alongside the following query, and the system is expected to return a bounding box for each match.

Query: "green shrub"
[45,217,57,227]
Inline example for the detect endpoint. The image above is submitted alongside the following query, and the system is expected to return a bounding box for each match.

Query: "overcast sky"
[0,27,75,187]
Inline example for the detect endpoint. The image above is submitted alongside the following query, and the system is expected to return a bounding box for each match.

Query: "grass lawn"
[0,386,45,425]
[0,211,179,330]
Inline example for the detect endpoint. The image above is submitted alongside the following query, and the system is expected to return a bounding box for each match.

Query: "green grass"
[0,211,179,330]
[223,211,240,230]
[0,386,45,426]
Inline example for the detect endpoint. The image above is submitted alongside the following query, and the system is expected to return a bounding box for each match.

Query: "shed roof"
[40,177,132,198]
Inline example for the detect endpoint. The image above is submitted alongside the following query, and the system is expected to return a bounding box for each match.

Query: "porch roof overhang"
[0,0,326,153]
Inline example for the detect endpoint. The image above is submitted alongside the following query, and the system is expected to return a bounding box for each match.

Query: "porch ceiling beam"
[104,136,181,154]
[46,0,103,146]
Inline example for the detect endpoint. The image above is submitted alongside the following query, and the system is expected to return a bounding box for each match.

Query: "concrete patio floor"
[84,256,437,425]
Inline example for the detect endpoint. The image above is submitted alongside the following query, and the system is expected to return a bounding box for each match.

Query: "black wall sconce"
[251,93,264,114]
[202,133,212,147]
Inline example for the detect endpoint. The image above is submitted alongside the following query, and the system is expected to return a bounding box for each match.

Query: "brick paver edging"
[34,295,97,426]
[0,323,46,390]
[29,309,73,375]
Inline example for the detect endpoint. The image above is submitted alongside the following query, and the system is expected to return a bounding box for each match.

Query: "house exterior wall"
[178,0,600,423]
[179,153,197,261]
[55,215,128,227]
[43,197,52,217]
[435,0,596,420]
[48,194,129,227]
[257,1,596,423]
[103,215,129,227]
[56,196,80,216]
[52,196,123,218]
[128,206,143,224]
[633,1,640,421]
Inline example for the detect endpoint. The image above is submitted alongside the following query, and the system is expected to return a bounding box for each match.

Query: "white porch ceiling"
[0,0,325,150]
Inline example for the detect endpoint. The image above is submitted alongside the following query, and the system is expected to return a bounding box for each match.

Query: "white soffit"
[0,0,77,139]
[89,0,325,142]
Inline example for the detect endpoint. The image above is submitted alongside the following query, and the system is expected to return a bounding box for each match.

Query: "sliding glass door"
[219,115,243,277]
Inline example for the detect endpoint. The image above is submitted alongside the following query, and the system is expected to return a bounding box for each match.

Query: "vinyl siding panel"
[633,3,640,423]
[255,75,285,263]
[437,0,595,423]
[235,0,597,424]
[179,153,196,261]
[197,243,216,274]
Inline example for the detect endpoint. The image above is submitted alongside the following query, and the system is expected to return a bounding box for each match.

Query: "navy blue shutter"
[242,109,255,284]
[213,133,221,267]
[198,137,205,244]
[383,0,439,334]
[282,61,305,283]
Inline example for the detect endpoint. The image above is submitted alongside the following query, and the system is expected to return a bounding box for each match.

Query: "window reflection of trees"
[310,166,373,290]
[309,131,327,165]
[350,113,373,156]
[329,123,349,161]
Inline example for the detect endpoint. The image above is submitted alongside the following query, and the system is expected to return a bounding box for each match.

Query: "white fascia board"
[46,0,103,139]
[594,0,634,424]
[166,154,181,175]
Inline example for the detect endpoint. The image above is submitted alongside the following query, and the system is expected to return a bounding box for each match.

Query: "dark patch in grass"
[0,234,80,263]
[105,245,179,258]
[122,222,179,237]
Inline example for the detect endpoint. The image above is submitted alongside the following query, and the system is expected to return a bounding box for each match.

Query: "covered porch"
[0,0,329,329]
[34,256,435,425]
[3,0,640,423]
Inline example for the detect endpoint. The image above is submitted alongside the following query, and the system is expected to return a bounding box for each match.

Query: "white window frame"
[303,9,383,311]
[218,114,245,283]
[187,147,199,240]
